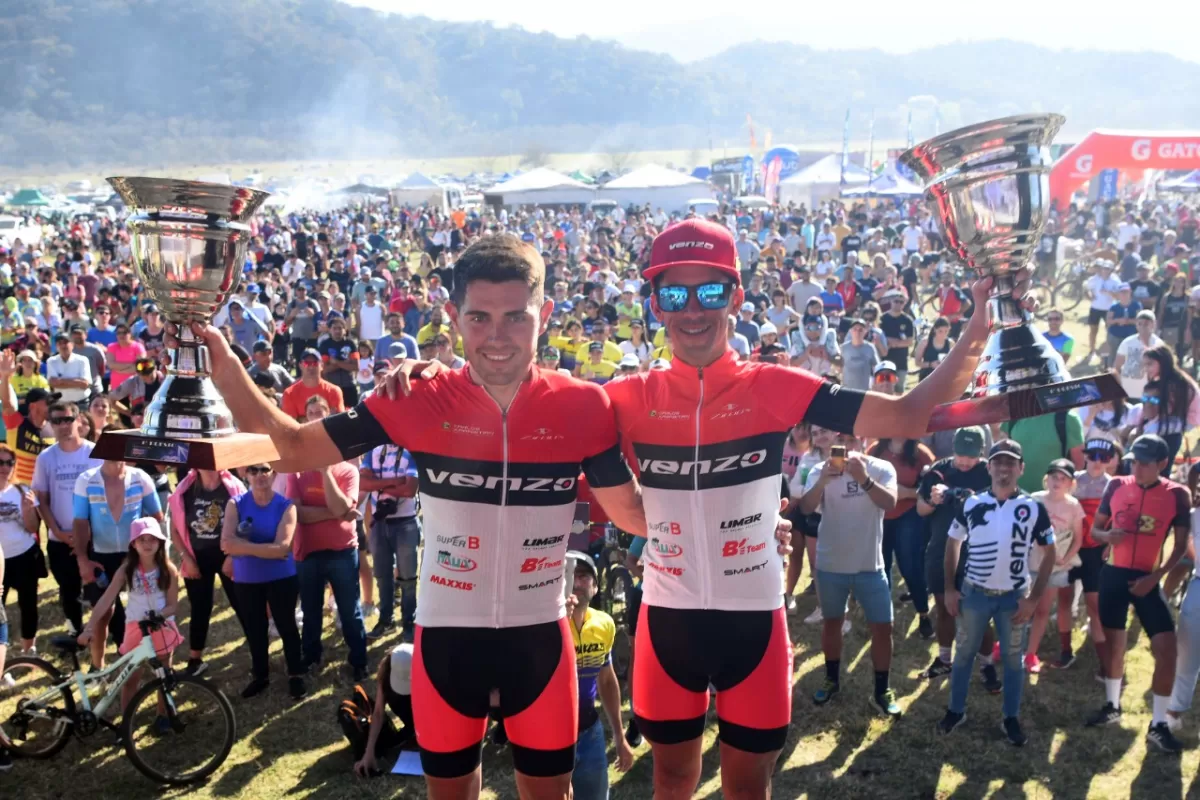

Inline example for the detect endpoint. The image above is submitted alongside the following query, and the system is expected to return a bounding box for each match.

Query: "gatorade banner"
[1049,130,1200,209]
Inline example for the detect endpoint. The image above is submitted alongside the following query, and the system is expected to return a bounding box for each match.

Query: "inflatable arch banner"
[1049,130,1200,210]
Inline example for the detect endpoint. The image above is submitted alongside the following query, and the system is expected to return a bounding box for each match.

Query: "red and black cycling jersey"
[324,366,632,628]
[1096,474,1190,572]
[604,350,864,612]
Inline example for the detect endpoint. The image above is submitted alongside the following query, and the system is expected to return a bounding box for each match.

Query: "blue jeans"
[572,719,609,800]
[949,583,1029,718]
[882,507,929,614]
[370,516,421,627]
[297,548,368,669]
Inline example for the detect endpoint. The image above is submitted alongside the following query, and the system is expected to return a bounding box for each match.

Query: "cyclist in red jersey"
[602,218,1026,799]
[1085,434,1188,753]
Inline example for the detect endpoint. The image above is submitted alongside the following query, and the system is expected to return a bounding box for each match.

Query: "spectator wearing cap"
[879,289,915,390]
[578,341,618,385]
[104,322,146,391]
[136,304,166,359]
[614,288,643,342]
[1106,283,1141,364]
[110,357,164,425]
[735,229,760,275]
[359,436,420,643]
[248,341,295,392]
[226,299,273,356]
[376,312,418,362]
[617,318,650,366]
[939,439,1055,745]
[735,302,761,348]
[1071,439,1116,670]
[839,319,880,391]
[538,346,572,377]
[69,326,105,398]
[564,552,635,797]
[10,349,49,405]
[281,348,346,422]
[615,353,641,378]
[1085,260,1121,360]
[46,332,92,404]
[584,319,622,364]
[1111,309,1164,400]
[86,304,117,348]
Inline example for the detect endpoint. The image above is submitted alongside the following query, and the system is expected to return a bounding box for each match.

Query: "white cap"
[389,643,414,695]
[874,360,898,375]
[649,358,671,370]
[740,302,755,314]
[618,354,640,368]
[759,321,778,336]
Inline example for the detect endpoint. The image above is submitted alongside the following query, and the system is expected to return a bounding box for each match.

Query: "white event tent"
[597,165,713,213]
[777,155,871,208]
[483,167,595,207]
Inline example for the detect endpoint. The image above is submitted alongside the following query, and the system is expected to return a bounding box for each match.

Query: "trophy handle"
[171,324,212,379]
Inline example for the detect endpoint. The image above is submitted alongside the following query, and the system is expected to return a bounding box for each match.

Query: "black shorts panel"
[1098,565,1175,637]
[1068,546,1105,593]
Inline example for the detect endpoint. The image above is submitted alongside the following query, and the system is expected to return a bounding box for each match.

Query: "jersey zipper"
[692,366,708,608]
[486,382,524,628]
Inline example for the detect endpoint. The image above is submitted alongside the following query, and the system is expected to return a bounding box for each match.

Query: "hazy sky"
[343,0,1198,63]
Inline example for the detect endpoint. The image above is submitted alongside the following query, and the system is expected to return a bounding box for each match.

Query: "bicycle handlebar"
[136,611,167,636]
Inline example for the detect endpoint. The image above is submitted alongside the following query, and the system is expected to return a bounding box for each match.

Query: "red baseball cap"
[644,219,739,282]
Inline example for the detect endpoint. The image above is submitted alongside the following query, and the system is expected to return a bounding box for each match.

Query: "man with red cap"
[598,218,1024,798]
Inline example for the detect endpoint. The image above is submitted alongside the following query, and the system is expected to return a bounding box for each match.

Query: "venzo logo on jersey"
[638,449,766,476]
[427,470,576,493]
[721,538,767,557]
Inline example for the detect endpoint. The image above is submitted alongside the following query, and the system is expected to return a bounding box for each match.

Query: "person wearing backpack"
[348,642,417,777]
[1000,410,1086,494]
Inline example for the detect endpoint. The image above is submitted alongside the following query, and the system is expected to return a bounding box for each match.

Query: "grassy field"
[6,315,1200,799]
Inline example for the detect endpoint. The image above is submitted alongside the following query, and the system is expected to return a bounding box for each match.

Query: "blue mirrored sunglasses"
[655,282,734,313]
[1141,395,1161,405]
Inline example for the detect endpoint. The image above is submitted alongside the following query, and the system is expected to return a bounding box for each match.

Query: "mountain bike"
[1052,260,1092,315]
[589,524,634,681]
[0,613,235,785]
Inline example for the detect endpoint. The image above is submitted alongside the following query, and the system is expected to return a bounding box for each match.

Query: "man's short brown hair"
[449,237,544,307]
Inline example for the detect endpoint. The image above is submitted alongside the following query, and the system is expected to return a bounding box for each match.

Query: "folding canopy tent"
[595,165,713,213]
[776,155,871,208]
[482,167,595,207]
[840,173,925,198]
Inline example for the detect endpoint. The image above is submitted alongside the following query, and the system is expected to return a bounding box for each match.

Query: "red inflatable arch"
[1049,130,1200,210]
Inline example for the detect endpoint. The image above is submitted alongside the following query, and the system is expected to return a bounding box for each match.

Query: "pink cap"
[130,517,167,542]
[645,219,740,282]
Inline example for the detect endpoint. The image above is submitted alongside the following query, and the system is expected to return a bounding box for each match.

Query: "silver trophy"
[900,114,1124,431]
[94,177,280,468]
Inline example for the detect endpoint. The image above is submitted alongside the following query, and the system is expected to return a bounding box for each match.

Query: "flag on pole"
[746,114,757,150]
[839,108,850,186]
[906,109,914,149]
[764,156,783,203]
[764,129,773,152]
[867,111,876,187]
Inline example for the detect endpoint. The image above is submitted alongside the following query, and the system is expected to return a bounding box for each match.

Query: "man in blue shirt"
[1106,284,1140,367]
[376,313,418,361]
[1042,310,1075,364]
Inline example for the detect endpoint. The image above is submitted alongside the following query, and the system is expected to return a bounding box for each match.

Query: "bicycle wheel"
[0,656,75,758]
[611,628,632,682]
[606,565,633,610]
[1053,278,1085,313]
[122,673,235,785]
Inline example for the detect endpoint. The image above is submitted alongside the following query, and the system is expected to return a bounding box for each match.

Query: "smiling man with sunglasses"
[592,218,1009,799]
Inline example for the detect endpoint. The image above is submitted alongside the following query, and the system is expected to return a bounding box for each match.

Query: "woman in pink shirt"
[106,324,147,389]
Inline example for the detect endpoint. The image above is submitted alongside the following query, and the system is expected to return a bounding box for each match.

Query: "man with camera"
[939,439,1055,746]
[360,442,420,642]
[917,427,1000,687]
[797,432,901,716]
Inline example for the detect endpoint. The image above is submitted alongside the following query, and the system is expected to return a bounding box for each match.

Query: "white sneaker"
[804,606,824,624]
[785,595,798,616]
[20,647,37,658]
[1,673,16,689]
[1167,714,1184,733]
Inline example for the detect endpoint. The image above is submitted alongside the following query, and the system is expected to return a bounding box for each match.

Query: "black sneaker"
[920,657,952,679]
[241,678,270,699]
[288,677,308,700]
[936,710,966,735]
[980,664,1002,694]
[625,719,643,748]
[0,747,11,772]
[1002,716,1027,747]
[1050,651,1076,670]
[352,665,370,682]
[1085,702,1122,727]
[1146,722,1183,753]
[813,678,840,705]
[917,615,935,640]
[184,658,208,677]
[366,620,395,640]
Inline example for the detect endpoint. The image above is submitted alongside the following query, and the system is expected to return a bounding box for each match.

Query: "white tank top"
[126,565,169,622]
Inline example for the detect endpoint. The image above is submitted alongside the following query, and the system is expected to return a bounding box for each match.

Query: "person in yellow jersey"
[414,306,464,358]
[565,552,634,800]
[614,288,643,341]
[585,320,624,364]
[651,327,673,363]
[578,342,619,385]
[551,319,588,372]
[0,350,54,485]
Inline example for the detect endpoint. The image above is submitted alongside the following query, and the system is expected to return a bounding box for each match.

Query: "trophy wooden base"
[93,429,281,470]
[926,373,1126,433]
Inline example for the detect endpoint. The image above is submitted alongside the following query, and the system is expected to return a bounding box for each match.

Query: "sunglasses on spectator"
[1141,395,1161,405]
[655,282,734,313]
[246,466,272,476]
[874,373,898,384]
[0,458,14,468]
[50,416,76,425]
[1085,450,1113,461]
